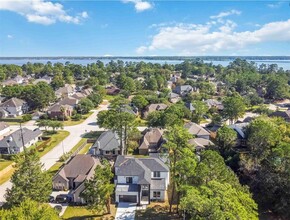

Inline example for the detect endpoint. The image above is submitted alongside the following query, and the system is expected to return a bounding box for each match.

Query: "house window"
[105,151,110,155]
[153,191,161,198]
[153,171,160,178]
[126,177,133,184]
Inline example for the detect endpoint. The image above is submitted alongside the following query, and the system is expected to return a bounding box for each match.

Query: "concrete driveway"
[115,203,137,220]
[0,102,109,204]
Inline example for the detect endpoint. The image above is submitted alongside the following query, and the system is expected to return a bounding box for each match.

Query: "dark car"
[54,205,62,213]
[55,194,72,203]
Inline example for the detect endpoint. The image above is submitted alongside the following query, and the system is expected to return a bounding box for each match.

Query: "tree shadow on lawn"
[65,215,115,220]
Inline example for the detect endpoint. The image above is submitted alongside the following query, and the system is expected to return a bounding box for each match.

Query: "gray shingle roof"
[62,154,97,179]
[0,98,26,108]
[92,130,120,151]
[0,128,42,150]
[184,122,210,137]
[115,156,169,185]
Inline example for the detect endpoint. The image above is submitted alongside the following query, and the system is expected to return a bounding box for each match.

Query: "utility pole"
[19,121,27,156]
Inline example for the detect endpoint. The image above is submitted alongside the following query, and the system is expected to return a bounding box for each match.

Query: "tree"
[88,93,103,107]
[223,94,246,124]
[5,150,52,206]
[216,125,237,155]
[48,121,63,133]
[164,125,195,212]
[246,117,281,164]
[0,199,59,220]
[77,98,94,114]
[131,95,148,111]
[180,181,258,220]
[82,160,114,214]
[191,101,208,124]
[97,109,135,155]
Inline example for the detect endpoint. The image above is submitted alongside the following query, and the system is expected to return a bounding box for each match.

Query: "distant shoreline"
[1,56,290,61]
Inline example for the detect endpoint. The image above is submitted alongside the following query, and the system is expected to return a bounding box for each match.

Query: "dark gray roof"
[92,130,120,151]
[138,158,169,172]
[228,123,249,139]
[115,156,169,186]
[63,154,96,179]
[0,128,42,149]
[174,85,193,94]
[185,102,195,111]
[151,179,166,190]
[115,157,151,185]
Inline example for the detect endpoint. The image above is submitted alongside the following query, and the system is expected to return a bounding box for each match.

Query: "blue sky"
[0,0,290,56]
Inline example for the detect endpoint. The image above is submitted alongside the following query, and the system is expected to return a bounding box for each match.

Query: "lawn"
[0,167,15,185]
[0,160,13,171]
[135,203,182,220]
[104,94,118,101]
[47,162,63,176]
[82,131,103,139]
[63,111,94,126]
[36,131,70,158]
[78,143,92,155]
[62,205,116,220]
[0,131,69,185]
[135,117,147,126]
[0,116,23,125]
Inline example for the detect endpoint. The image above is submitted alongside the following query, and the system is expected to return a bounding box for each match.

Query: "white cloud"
[7,34,13,39]
[267,2,283,8]
[0,0,88,25]
[137,13,290,55]
[122,0,152,12]
[210,9,241,19]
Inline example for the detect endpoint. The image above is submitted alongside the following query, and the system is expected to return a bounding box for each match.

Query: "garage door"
[119,195,137,203]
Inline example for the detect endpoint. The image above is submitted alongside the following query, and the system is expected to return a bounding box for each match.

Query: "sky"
[0,0,290,56]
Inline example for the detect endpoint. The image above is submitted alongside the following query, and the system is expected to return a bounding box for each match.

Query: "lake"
[0,58,290,70]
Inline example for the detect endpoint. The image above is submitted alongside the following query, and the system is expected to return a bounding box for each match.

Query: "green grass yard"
[63,112,93,126]
[62,205,116,220]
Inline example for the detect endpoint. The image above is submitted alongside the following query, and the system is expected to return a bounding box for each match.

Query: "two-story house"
[184,122,210,139]
[90,130,121,157]
[114,156,169,205]
[0,128,42,154]
[0,98,28,117]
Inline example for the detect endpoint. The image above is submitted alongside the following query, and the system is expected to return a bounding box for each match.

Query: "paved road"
[115,203,137,220]
[0,103,108,204]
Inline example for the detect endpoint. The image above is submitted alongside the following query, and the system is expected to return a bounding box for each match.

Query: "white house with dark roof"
[90,130,121,156]
[173,85,194,96]
[0,98,28,117]
[114,155,169,204]
[0,128,42,154]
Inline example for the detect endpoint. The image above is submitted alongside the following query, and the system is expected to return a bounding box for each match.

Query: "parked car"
[55,194,72,203]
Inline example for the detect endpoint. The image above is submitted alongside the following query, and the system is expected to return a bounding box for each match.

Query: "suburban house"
[47,103,74,119]
[169,92,181,103]
[270,110,290,122]
[173,85,194,96]
[106,86,120,95]
[184,122,210,139]
[228,123,249,147]
[72,92,86,100]
[0,128,42,154]
[90,130,121,156]
[185,102,195,112]
[32,75,52,84]
[143,103,168,118]
[58,97,79,108]
[2,79,18,87]
[0,98,29,117]
[55,84,76,98]
[53,154,101,204]
[189,138,214,152]
[205,99,224,111]
[0,122,10,139]
[114,155,169,204]
[139,128,164,155]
